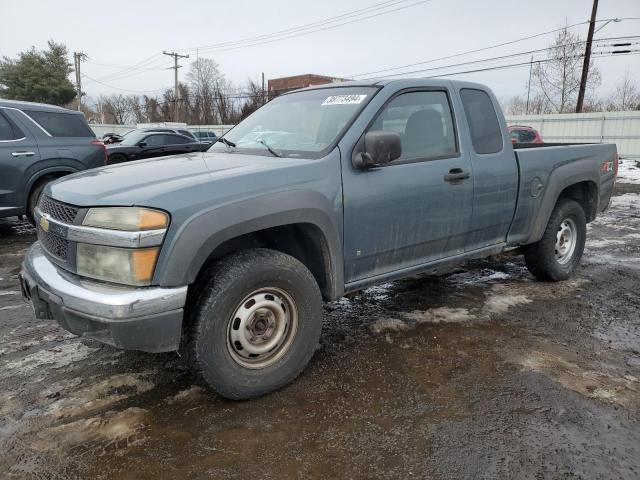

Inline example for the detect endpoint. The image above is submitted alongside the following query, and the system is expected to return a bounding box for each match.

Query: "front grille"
[38,196,79,224]
[38,226,69,261]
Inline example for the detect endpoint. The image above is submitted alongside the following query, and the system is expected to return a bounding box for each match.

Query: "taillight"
[91,139,108,165]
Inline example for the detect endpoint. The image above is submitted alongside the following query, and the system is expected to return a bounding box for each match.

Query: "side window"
[177,130,193,138]
[144,135,165,147]
[369,90,457,161]
[0,112,20,140]
[22,110,94,137]
[460,89,503,154]
[167,134,189,144]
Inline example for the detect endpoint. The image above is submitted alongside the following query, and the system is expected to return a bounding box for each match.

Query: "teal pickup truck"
[20,79,617,399]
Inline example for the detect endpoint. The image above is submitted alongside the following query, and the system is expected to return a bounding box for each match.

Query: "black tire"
[524,198,586,281]
[26,176,55,225]
[184,248,323,400]
[108,154,127,165]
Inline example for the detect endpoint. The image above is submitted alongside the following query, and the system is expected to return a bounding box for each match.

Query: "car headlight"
[77,244,160,286]
[76,207,168,285]
[83,207,168,231]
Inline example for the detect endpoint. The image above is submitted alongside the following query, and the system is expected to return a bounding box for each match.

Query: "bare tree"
[239,77,266,119]
[188,58,224,124]
[532,26,601,113]
[606,71,640,111]
[127,95,146,123]
[96,94,132,124]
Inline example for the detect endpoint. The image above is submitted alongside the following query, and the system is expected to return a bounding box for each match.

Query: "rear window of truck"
[460,89,503,154]
[23,110,94,137]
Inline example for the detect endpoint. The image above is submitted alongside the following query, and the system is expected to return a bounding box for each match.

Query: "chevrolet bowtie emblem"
[39,215,50,232]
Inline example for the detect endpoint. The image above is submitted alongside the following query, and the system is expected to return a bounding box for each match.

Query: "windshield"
[119,132,148,146]
[210,86,377,158]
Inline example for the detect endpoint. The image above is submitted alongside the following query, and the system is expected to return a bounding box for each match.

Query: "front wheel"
[524,198,586,281]
[184,248,323,399]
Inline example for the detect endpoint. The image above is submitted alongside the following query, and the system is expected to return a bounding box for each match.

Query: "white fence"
[505,111,640,159]
[90,111,640,159]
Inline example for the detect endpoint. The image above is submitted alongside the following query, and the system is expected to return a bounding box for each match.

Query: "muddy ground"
[1,178,639,479]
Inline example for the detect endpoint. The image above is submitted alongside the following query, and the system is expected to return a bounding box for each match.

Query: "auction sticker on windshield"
[322,94,368,106]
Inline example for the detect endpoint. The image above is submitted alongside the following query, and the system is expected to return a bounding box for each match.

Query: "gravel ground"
[0,179,638,479]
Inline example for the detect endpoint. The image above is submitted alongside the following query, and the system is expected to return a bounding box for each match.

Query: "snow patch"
[2,342,97,376]
[31,407,148,452]
[484,291,532,314]
[617,158,640,184]
[403,307,474,324]
[510,350,639,408]
[371,307,474,334]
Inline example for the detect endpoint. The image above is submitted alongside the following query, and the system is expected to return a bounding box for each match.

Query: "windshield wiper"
[258,138,281,158]
[216,137,236,148]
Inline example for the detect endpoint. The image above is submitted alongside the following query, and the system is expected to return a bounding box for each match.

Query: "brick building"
[268,74,346,97]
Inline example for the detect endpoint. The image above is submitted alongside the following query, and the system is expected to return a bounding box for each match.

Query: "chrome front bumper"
[20,242,187,352]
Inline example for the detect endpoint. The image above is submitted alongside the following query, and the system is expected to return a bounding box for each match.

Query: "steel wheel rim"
[555,217,577,265]
[227,287,298,369]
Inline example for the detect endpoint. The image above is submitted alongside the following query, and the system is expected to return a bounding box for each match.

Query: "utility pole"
[163,51,190,121]
[73,52,86,111]
[261,72,266,105]
[576,0,598,113]
[525,56,533,115]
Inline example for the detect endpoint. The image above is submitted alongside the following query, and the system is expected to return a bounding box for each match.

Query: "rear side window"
[177,129,194,138]
[143,135,166,147]
[167,135,190,144]
[23,110,94,137]
[0,111,23,140]
[460,89,503,154]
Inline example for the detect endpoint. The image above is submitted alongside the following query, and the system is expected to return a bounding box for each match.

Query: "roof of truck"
[292,77,489,92]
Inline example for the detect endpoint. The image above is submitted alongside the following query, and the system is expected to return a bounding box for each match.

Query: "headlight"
[77,244,159,286]
[83,207,168,231]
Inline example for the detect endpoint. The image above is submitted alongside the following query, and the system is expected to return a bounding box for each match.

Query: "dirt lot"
[1,165,639,479]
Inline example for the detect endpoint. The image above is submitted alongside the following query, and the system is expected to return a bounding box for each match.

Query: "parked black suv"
[0,99,106,222]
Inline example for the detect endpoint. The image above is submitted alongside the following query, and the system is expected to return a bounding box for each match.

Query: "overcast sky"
[2,0,639,104]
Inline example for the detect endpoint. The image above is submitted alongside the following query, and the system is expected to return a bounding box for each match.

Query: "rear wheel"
[524,198,586,281]
[184,248,323,399]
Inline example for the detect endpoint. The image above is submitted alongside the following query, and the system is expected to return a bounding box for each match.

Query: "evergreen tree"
[0,40,76,105]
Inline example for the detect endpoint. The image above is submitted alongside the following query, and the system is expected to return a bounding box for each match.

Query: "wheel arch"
[24,167,78,205]
[155,191,344,301]
[526,169,599,245]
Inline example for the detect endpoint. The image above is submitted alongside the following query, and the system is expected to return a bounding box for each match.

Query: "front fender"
[154,189,343,297]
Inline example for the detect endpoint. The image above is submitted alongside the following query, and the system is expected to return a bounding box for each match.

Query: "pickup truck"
[20,79,617,399]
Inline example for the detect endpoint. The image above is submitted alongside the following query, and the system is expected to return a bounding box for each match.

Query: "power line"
[180,0,430,53]
[356,36,638,80]
[191,0,434,54]
[81,73,168,94]
[83,0,433,85]
[348,18,640,78]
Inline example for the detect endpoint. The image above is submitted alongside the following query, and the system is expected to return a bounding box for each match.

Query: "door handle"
[444,168,470,183]
[12,151,36,157]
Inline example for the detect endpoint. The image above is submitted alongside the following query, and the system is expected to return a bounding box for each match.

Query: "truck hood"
[47,151,305,207]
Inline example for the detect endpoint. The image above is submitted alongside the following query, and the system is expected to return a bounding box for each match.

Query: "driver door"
[342,89,474,283]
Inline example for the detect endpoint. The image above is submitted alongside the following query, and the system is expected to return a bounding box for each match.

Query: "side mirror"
[138,141,147,148]
[353,131,402,169]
